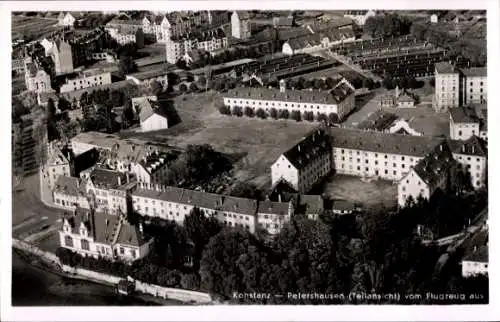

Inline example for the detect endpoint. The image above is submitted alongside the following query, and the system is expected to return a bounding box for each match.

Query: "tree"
[181,273,201,290]
[232,105,243,117]
[244,106,255,118]
[269,108,278,119]
[46,98,56,123]
[189,82,198,92]
[118,56,138,76]
[122,99,135,128]
[328,113,339,124]
[150,80,163,96]
[197,75,207,90]
[58,97,72,112]
[184,207,222,267]
[313,78,325,90]
[218,105,231,115]
[362,78,375,90]
[256,108,267,119]
[383,75,395,90]
[179,83,188,93]
[429,77,435,88]
[229,181,263,200]
[303,111,314,122]
[316,113,327,122]
[279,109,289,119]
[291,110,301,122]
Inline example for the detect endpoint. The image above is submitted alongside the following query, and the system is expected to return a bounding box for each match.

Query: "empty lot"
[322,174,398,209]
[12,15,61,40]
[125,91,318,188]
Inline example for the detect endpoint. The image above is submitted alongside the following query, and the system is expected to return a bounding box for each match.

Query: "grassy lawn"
[12,16,61,40]
[322,174,398,209]
[125,91,318,188]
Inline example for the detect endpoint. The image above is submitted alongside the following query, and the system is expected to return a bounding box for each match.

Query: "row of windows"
[341,156,412,169]
[339,149,413,162]
[229,99,335,110]
[338,164,403,177]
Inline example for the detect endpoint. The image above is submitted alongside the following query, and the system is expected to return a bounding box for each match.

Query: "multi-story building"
[107,26,145,47]
[397,142,457,207]
[222,79,355,121]
[231,11,251,40]
[53,175,90,210]
[59,207,153,262]
[434,62,460,112]
[461,67,487,105]
[71,131,174,185]
[24,57,53,93]
[60,70,112,93]
[52,39,74,75]
[44,144,72,190]
[330,128,444,182]
[165,27,229,64]
[271,129,332,194]
[449,106,481,140]
[69,28,108,68]
[448,136,488,189]
[343,10,376,25]
[131,182,294,235]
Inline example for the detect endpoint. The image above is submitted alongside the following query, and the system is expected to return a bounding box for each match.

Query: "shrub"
[328,113,339,124]
[303,111,315,122]
[291,110,301,122]
[316,113,328,122]
[279,109,289,119]
[269,108,278,119]
[244,106,255,118]
[218,106,231,115]
[232,106,243,117]
[256,108,267,119]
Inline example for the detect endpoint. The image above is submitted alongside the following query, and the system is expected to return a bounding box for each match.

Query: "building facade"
[434,62,460,112]
[271,129,332,194]
[222,80,355,121]
[52,39,74,75]
[60,70,112,93]
[231,11,251,40]
[59,208,153,262]
[461,67,487,105]
[24,58,52,93]
[449,106,481,141]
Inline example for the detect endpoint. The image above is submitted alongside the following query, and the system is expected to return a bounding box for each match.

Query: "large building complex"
[461,67,487,105]
[222,79,355,121]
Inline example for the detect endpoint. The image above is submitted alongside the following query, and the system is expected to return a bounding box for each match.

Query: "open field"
[124,91,318,188]
[322,174,398,209]
[12,15,61,40]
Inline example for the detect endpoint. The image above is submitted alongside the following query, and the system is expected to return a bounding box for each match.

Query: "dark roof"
[89,168,128,190]
[460,67,487,77]
[277,27,312,41]
[222,195,258,215]
[138,98,169,122]
[115,221,147,247]
[283,128,331,170]
[332,200,355,211]
[257,200,290,215]
[463,245,488,263]
[329,128,443,157]
[92,211,120,244]
[274,17,294,27]
[72,148,99,174]
[300,194,324,214]
[267,178,299,203]
[448,136,487,157]
[412,142,457,187]
[54,176,86,196]
[357,110,398,131]
[224,84,354,105]
[449,106,481,124]
[286,34,321,49]
[435,62,457,74]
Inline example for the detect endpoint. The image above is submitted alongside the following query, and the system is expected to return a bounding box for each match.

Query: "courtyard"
[122,91,319,188]
[321,174,398,210]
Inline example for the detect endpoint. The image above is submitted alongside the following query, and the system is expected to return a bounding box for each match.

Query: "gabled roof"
[223,83,354,105]
[267,178,299,203]
[115,221,147,247]
[137,98,169,123]
[412,142,457,187]
[460,67,487,78]
[257,200,290,215]
[222,195,258,215]
[300,194,324,214]
[449,106,481,124]
[54,176,86,196]
[283,128,331,170]
[329,128,443,157]
[435,62,458,74]
[463,245,488,263]
[448,136,487,157]
[357,110,398,131]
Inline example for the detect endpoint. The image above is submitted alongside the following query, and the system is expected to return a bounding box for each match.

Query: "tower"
[279,79,286,93]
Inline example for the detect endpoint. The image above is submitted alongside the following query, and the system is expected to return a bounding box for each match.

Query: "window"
[365,160,368,164]
[131,249,136,258]
[64,235,73,247]
[120,247,124,254]
[81,239,90,251]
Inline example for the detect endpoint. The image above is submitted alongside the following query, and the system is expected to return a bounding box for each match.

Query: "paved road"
[12,169,66,240]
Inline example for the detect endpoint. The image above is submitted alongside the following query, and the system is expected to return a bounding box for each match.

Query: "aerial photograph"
[10,9,488,306]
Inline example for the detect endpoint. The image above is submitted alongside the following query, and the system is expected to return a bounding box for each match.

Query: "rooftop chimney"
[117,176,122,186]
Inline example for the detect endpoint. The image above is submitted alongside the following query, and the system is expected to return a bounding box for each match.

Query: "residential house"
[449,106,481,141]
[448,136,488,189]
[434,62,460,112]
[60,70,112,93]
[231,11,251,40]
[460,67,487,105]
[343,10,376,25]
[59,207,153,262]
